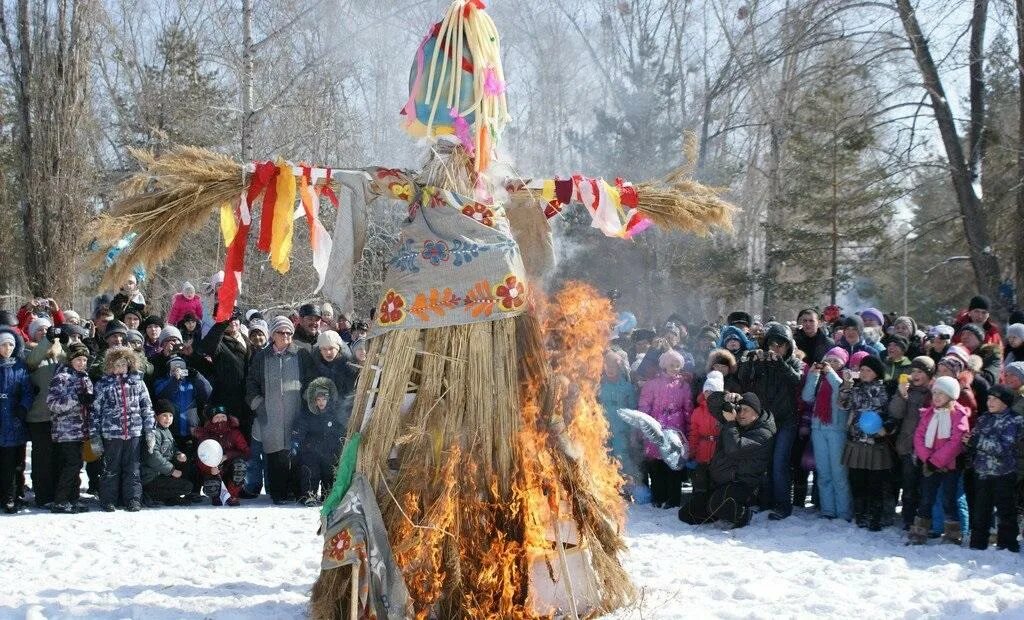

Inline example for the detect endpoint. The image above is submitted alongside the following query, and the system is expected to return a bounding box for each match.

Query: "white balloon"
[197,439,224,467]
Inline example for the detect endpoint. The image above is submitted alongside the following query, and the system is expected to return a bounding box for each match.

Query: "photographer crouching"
[679,390,776,528]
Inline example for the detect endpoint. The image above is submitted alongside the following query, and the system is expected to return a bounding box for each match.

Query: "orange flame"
[386,282,629,618]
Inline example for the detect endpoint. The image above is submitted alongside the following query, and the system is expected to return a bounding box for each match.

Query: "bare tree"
[894,0,1004,313]
[0,0,96,301]
[1016,0,1024,303]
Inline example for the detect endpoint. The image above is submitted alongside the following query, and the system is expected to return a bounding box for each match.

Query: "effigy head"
[401,0,510,172]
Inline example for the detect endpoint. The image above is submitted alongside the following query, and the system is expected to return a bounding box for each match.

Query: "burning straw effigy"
[93,2,734,617]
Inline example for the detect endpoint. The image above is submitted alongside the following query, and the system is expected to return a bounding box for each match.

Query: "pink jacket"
[166,293,204,326]
[638,373,692,461]
[913,402,969,470]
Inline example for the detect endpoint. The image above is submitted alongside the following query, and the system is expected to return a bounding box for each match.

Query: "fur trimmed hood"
[706,348,737,373]
[102,346,141,375]
[304,376,339,415]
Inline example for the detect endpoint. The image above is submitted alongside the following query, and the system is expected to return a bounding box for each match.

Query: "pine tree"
[764,43,900,316]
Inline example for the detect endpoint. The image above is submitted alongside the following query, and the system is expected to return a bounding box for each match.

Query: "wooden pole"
[350,562,360,619]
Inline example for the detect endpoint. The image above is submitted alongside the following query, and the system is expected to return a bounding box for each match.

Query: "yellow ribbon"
[219,201,237,247]
[270,164,296,273]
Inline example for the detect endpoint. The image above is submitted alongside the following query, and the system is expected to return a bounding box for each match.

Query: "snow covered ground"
[4,499,1024,619]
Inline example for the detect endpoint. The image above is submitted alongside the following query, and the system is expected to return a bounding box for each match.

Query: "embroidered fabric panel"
[369,184,528,336]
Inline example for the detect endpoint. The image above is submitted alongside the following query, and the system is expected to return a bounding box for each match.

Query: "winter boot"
[49,502,76,514]
[854,498,868,528]
[868,498,883,532]
[908,517,930,545]
[942,520,963,545]
[881,487,896,528]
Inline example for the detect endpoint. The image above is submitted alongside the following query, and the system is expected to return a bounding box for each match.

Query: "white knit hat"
[1007,323,1024,342]
[932,376,961,401]
[316,330,343,350]
[703,370,724,394]
[29,317,52,338]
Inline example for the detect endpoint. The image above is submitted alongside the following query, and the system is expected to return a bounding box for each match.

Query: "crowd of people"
[0,275,369,514]
[603,295,1024,551]
[3,274,1024,553]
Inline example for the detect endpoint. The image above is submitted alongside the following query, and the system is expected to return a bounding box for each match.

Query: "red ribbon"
[463,0,486,18]
[320,168,340,209]
[255,163,280,253]
[216,162,276,322]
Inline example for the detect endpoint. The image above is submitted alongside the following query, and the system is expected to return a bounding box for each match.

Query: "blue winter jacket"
[0,327,33,447]
[154,371,211,438]
[599,376,637,463]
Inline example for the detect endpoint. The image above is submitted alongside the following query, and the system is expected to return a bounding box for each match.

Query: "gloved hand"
[90,436,104,458]
[77,390,95,406]
[685,459,699,470]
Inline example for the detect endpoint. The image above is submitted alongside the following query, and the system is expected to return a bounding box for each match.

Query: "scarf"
[813,373,833,425]
[924,406,952,449]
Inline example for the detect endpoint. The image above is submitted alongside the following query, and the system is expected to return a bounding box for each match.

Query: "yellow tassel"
[270,163,296,273]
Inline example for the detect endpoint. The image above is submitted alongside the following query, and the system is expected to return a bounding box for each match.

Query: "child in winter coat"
[638,349,693,509]
[599,350,638,486]
[45,343,94,513]
[294,377,350,507]
[909,376,970,545]
[142,400,196,506]
[0,327,33,514]
[839,354,895,531]
[887,356,935,529]
[90,346,155,512]
[688,371,724,499]
[154,356,212,449]
[192,407,250,506]
[802,347,853,521]
[965,386,1024,551]
[166,282,204,326]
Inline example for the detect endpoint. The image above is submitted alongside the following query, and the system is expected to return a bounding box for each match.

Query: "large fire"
[369,282,632,618]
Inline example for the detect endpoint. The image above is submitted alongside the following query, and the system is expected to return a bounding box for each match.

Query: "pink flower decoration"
[484,67,505,96]
[450,107,475,155]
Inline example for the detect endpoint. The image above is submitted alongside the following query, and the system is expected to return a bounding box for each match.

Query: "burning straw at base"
[311,283,633,619]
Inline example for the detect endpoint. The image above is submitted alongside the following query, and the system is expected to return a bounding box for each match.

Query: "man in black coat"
[197,317,253,439]
[679,391,776,528]
[737,321,803,520]
[794,308,831,364]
